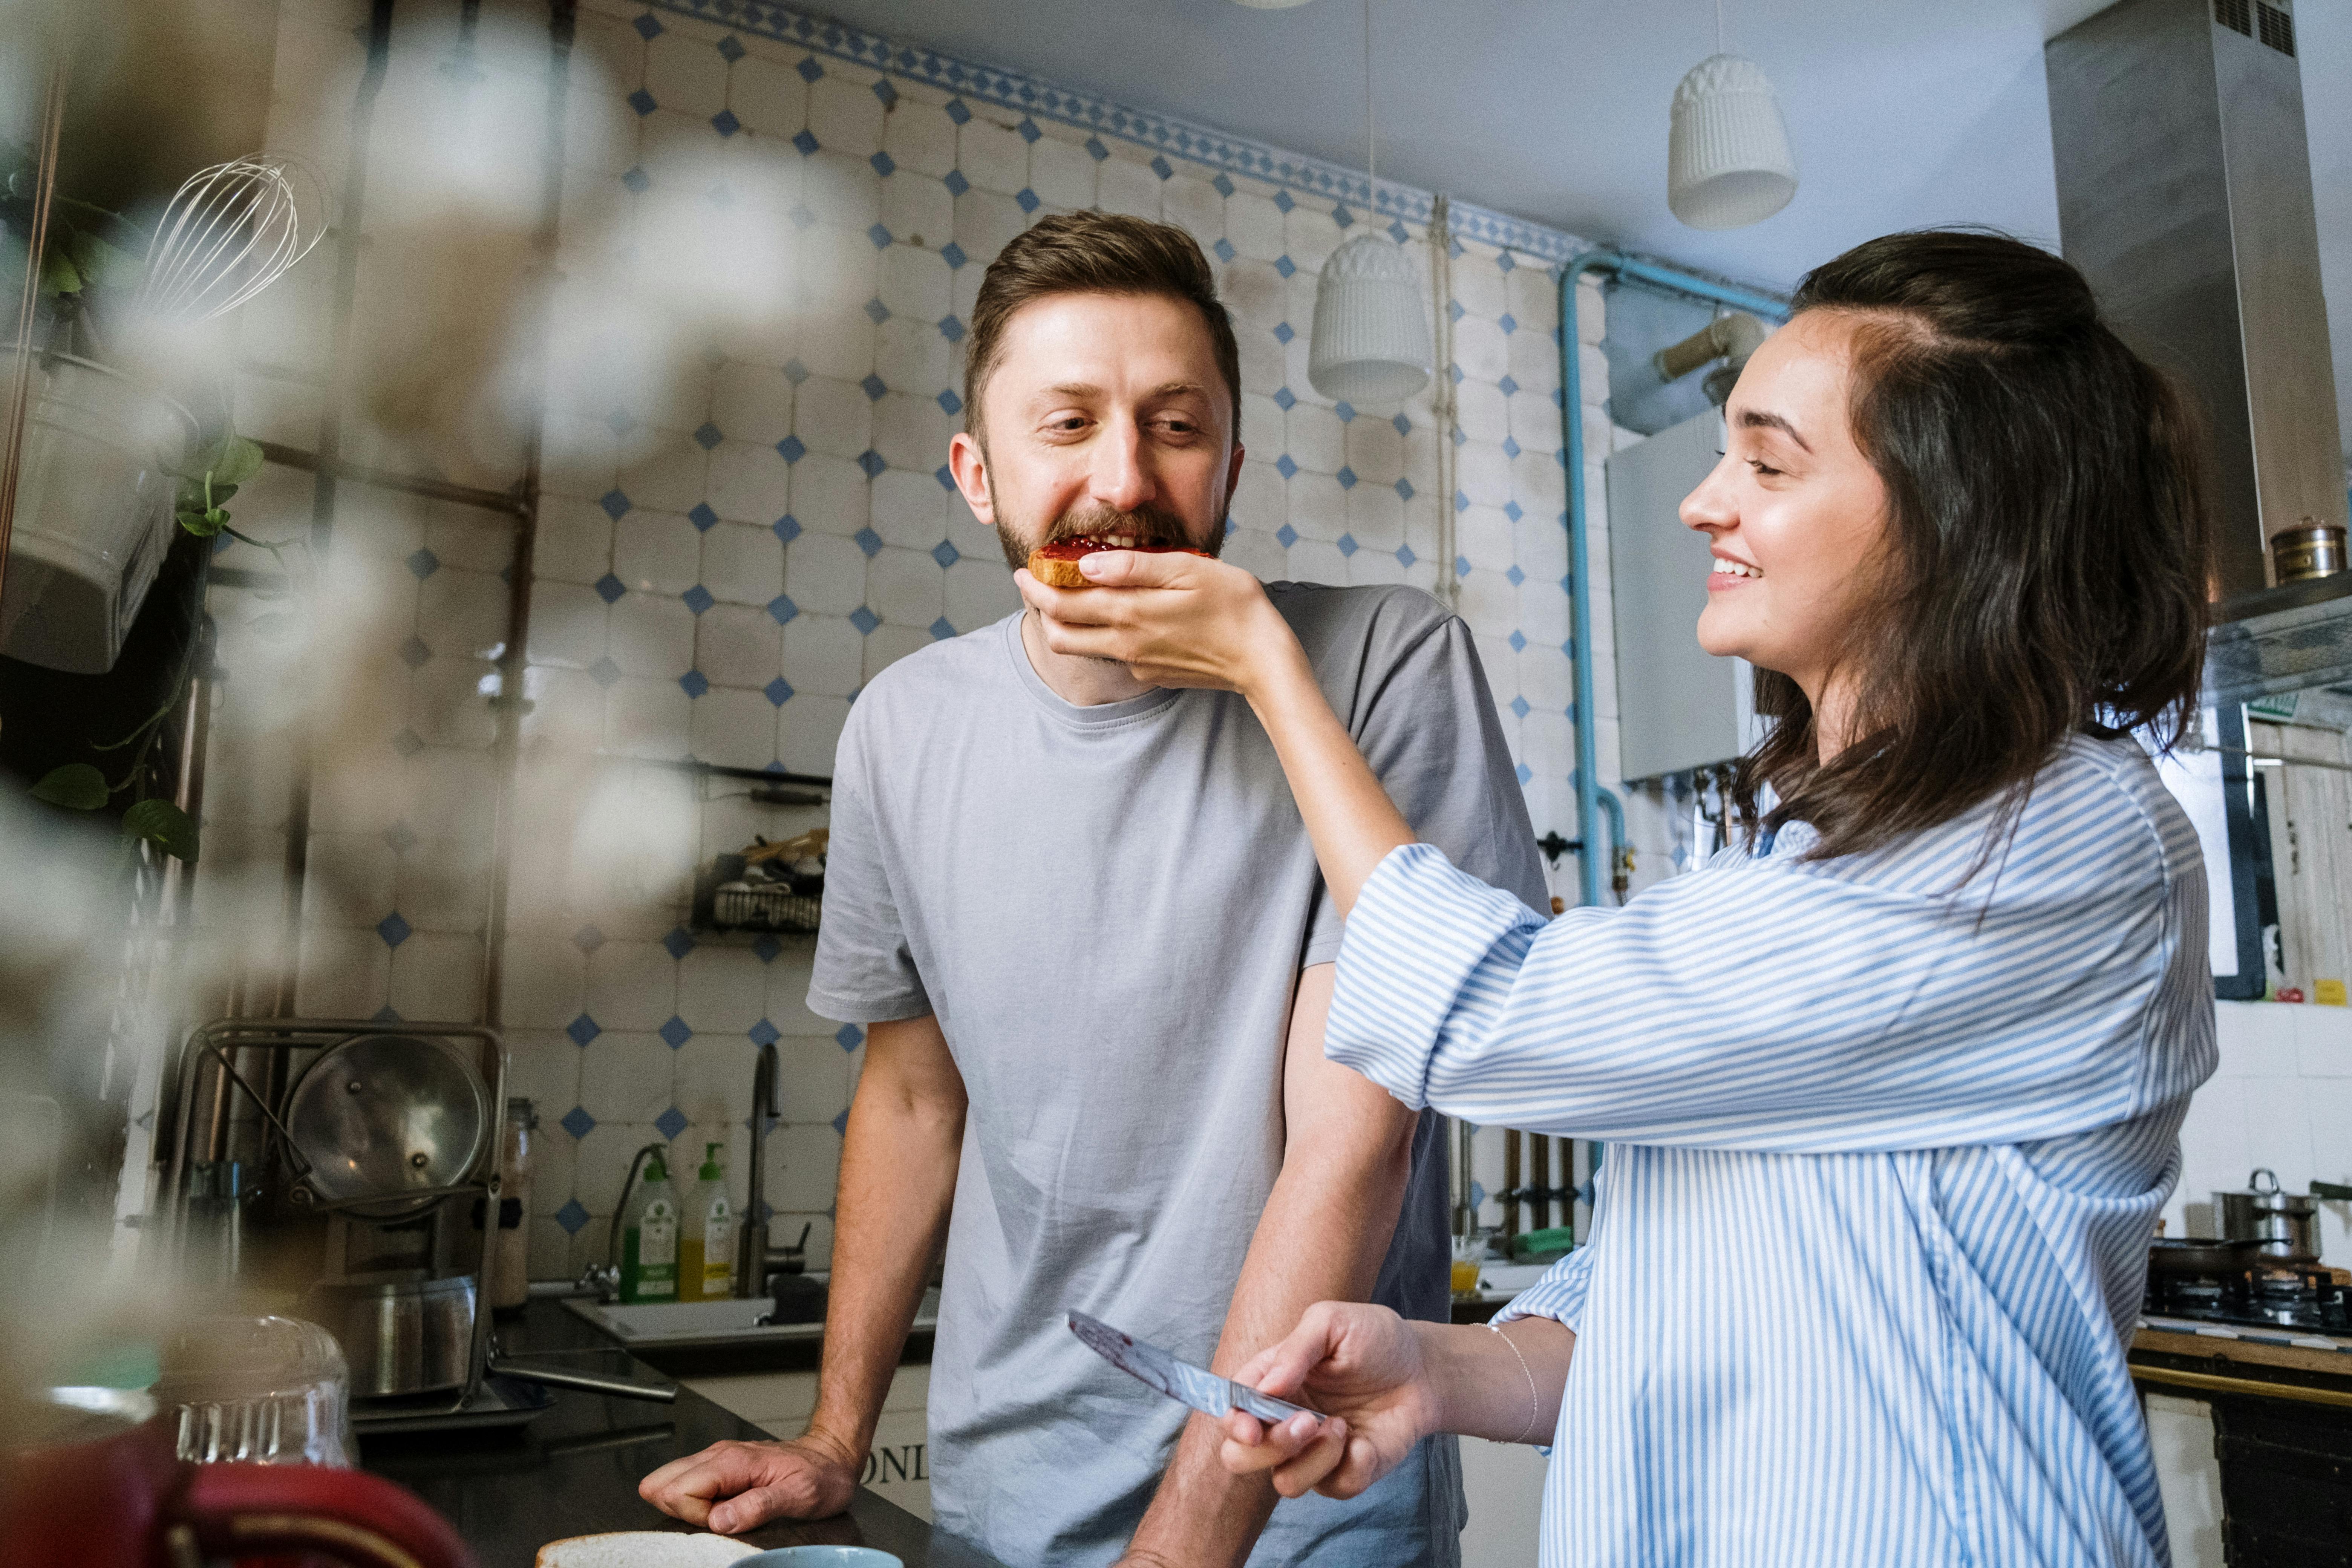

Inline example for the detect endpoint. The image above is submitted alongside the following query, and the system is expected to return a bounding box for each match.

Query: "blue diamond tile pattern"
[1447,299,1465,323]
[1509,631,1529,654]
[711,109,741,138]
[655,1106,690,1139]
[870,152,895,178]
[1150,155,1173,179]
[1213,238,1236,263]
[765,676,794,706]
[789,203,816,230]
[752,934,781,963]
[1392,412,1412,437]
[1017,118,1041,142]
[600,488,632,521]
[1084,136,1109,161]
[554,1197,591,1234]
[792,128,819,156]
[621,165,650,193]
[573,923,605,953]
[867,222,892,250]
[1334,401,1356,423]
[1502,436,1521,459]
[795,55,824,82]
[850,606,881,635]
[767,593,799,625]
[683,584,714,615]
[836,1023,864,1051]
[684,503,720,533]
[1505,501,1524,523]
[1272,322,1294,344]
[944,170,969,198]
[1511,695,1532,718]
[692,422,723,451]
[1507,564,1526,586]
[1389,219,1411,244]
[831,1109,850,1136]
[1275,255,1295,279]
[632,13,663,38]
[946,98,971,124]
[1337,533,1358,556]
[377,912,412,948]
[776,435,807,463]
[1499,374,1520,397]
[1275,455,1298,479]
[663,925,696,960]
[933,465,957,490]
[1455,490,1472,513]
[1336,467,1357,490]
[782,358,809,384]
[1496,251,1517,273]
[750,1018,781,1047]
[588,656,622,688]
[659,1015,694,1049]
[1332,204,1353,227]
[938,315,966,343]
[936,389,962,416]
[406,547,439,579]
[940,243,968,274]
[1274,190,1295,213]
[773,514,801,544]
[1213,173,1235,197]
[717,34,744,61]
[595,573,627,604]
[854,527,883,557]
[607,407,636,436]
[863,297,890,325]
[1499,314,1517,336]
[861,373,888,401]
[398,635,431,669]
[628,88,655,116]
[1272,386,1295,411]
[1015,187,1040,214]
[560,1105,596,1140]
[679,669,709,698]
[1276,524,1298,548]
[931,539,959,569]
[1516,762,1534,785]
[1396,544,1418,567]
[872,78,897,105]
[857,450,887,479]
[929,616,957,640]
[1456,554,1473,578]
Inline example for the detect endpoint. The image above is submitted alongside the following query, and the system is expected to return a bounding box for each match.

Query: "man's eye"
[1746,458,1782,478]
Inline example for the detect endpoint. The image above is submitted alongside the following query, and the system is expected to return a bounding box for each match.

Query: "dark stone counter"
[358,1300,1003,1568]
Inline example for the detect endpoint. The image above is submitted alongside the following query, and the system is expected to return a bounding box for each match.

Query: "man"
[642,212,1546,1565]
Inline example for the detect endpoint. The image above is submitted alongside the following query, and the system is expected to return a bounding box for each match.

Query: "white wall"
[2166,1000,2352,1260]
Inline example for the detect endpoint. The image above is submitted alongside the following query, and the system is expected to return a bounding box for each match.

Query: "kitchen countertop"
[359,1300,1004,1568]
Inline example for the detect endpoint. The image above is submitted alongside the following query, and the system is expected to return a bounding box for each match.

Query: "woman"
[1017,230,2217,1566]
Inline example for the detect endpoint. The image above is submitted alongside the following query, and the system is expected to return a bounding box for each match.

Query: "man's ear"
[948,431,997,528]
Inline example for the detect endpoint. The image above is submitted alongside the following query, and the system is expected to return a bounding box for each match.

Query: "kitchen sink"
[561,1282,941,1375]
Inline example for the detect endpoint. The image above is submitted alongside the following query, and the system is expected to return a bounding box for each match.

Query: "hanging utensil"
[130,156,325,326]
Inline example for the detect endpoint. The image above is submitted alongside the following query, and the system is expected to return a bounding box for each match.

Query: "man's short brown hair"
[962,211,1242,446]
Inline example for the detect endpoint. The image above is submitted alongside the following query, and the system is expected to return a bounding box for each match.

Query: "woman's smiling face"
[1680,309,1892,709]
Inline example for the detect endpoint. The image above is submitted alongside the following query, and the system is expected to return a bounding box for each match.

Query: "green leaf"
[30,763,108,810]
[176,507,225,538]
[38,247,78,296]
[65,231,136,291]
[210,435,265,486]
[122,798,199,863]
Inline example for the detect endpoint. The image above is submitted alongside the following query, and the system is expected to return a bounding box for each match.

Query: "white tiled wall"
[187,0,1611,1283]
[2168,1000,2352,1262]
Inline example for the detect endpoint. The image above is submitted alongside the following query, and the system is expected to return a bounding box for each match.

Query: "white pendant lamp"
[1307,0,1430,406]
[1667,2,1797,230]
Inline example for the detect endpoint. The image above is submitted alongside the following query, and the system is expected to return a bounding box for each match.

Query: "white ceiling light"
[1667,2,1798,230]
[1308,0,1431,406]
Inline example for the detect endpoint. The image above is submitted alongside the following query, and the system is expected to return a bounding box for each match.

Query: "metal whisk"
[131,156,326,325]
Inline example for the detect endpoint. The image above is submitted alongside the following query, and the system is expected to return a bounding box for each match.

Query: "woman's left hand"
[1014,550,1303,698]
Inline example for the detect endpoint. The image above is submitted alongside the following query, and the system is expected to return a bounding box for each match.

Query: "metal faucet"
[736,1042,809,1297]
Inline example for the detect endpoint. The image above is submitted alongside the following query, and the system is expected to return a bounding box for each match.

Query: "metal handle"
[2311,1180,2352,1201]
[2133,1364,2352,1411]
[2251,1167,2280,1195]
[488,1358,677,1404]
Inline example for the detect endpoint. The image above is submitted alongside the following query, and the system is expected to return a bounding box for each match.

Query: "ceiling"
[798,0,2352,462]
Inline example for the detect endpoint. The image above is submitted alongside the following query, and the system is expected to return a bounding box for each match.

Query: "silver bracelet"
[1486,1321,1541,1444]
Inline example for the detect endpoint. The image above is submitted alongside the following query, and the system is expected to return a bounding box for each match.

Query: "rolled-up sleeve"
[1323,794,2194,1154]
[1493,1246,1594,1336]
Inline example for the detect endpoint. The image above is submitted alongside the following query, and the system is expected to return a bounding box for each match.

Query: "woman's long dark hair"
[1732,228,2216,862]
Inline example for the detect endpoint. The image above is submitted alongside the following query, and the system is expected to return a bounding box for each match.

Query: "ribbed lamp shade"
[1668,53,1799,230]
[1308,232,1432,405]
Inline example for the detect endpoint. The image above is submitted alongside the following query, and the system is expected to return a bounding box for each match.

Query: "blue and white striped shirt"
[1325,733,2216,1566]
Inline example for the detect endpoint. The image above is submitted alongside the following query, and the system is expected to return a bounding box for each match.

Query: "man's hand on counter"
[638,1429,863,1534]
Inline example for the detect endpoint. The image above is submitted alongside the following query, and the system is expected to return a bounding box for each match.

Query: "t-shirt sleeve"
[807,697,933,1024]
[1301,605,1548,968]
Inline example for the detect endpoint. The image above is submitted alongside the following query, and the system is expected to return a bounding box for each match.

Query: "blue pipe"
[1557,252,1788,907]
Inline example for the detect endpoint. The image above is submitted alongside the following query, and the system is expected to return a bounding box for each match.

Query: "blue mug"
[737,1551,902,1568]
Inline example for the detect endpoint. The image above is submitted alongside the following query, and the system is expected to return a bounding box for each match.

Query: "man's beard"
[992,496,1227,572]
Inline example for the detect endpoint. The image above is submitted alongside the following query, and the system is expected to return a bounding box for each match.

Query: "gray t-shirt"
[811,584,1546,1566]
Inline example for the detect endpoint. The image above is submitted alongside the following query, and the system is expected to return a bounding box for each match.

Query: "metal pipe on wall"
[0,50,70,617]
[1556,252,1786,908]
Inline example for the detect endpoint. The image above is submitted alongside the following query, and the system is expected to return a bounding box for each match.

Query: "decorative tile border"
[645,0,1594,267]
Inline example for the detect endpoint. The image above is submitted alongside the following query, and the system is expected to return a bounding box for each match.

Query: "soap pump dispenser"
[618,1150,679,1304]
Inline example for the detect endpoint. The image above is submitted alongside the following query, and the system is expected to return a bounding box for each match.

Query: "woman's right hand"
[1219,1302,1439,1500]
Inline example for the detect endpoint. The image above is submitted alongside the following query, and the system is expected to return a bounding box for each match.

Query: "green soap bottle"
[619,1152,679,1304]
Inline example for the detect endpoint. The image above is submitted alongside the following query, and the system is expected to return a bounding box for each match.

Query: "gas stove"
[2144,1259,2352,1340]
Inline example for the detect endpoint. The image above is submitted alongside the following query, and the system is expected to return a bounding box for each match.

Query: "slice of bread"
[1026,548,1090,589]
[534,1531,761,1568]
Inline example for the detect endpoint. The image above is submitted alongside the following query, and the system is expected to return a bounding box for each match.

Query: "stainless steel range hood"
[2047,0,2351,701]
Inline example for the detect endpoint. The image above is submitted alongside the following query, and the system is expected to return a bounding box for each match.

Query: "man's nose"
[1088,418,1155,514]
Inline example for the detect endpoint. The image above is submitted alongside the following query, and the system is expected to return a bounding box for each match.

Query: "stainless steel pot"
[301,1276,475,1398]
[2213,1168,2322,1263]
